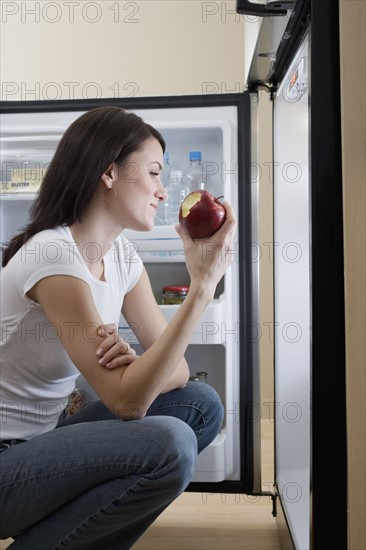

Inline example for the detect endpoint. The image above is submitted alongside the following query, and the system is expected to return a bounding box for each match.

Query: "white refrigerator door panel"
[273,34,310,550]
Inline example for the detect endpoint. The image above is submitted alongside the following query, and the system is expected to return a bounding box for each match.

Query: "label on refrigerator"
[1,168,43,195]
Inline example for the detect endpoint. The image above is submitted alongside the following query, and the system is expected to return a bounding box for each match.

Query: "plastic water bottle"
[164,170,188,226]
[183,151,204,192]
[155,151,171,225]
[161,151,172,187]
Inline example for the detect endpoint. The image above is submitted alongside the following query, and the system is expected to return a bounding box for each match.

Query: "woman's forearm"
[114,286,213,417]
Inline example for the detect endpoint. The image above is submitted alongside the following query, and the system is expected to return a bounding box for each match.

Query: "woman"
[0,106,236,549]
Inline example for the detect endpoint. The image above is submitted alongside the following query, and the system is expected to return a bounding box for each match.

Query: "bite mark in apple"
[179,189,226,239]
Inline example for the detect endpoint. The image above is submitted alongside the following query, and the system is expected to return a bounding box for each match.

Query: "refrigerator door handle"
[236,0,294,17]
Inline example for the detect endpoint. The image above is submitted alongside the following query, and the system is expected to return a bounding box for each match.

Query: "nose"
[155,177,168,201]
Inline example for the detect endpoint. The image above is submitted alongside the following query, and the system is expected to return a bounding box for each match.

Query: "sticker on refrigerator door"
[284,57,308,102]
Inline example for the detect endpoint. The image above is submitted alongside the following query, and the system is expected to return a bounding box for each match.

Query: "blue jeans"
[0,382,223,549]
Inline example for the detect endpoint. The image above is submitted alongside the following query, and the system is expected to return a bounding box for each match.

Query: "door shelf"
[191,432,228,482]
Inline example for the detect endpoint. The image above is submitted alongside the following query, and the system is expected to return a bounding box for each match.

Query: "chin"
[130,220,154,232]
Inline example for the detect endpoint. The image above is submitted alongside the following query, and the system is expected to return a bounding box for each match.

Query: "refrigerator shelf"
[123,226,184,258]
[0,193,38,201]
[138,251,185,263]
[119,297,227,345]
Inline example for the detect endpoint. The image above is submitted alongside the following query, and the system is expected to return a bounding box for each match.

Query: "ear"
[101,163,116,189]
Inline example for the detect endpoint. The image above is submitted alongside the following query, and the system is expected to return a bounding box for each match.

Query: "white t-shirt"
[0,225,143,441]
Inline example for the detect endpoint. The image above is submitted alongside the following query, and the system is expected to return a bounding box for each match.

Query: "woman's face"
[113,137,166,231]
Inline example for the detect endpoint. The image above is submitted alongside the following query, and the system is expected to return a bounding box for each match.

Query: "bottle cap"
[189,151,202,162]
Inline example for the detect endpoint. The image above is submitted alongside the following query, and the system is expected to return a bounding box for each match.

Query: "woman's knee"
[199,382,224,413]
[144,416,197,490]
[203,383,224,430]
[184,382,224,432]
[183,382,224,451]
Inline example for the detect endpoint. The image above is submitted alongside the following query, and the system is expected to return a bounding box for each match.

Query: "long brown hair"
[2,106,165,267]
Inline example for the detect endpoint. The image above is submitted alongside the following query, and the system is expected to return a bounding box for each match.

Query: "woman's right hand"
[96,323,138,369]
[175,200,237,299]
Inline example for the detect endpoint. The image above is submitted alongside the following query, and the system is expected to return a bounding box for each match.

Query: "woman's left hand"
[96,323,139,369]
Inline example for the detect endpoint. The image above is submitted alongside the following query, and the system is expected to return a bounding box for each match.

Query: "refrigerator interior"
[0,103,249,486]
[273,33,310,550]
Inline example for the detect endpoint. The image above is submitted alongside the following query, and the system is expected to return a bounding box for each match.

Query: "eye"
[150,172,160,178]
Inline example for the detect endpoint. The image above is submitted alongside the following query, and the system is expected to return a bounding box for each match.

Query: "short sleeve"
[15,234,91,299]
[112,234,144,294]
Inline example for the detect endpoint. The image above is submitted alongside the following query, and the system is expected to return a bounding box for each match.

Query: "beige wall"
[0,0,246,100]
[339,3,366,549]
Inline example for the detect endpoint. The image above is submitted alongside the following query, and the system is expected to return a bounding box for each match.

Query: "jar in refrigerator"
[196,371,208,383]
[162,285,189,305]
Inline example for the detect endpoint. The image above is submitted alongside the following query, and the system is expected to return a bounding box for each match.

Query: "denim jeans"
[0,382,223,549]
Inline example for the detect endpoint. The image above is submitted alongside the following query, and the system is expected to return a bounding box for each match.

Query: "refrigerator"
[0,0,347,548]
[237,1,347,548]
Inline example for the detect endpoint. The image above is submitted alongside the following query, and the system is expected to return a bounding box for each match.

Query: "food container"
[162,285,189,305]
[196,371,208,383]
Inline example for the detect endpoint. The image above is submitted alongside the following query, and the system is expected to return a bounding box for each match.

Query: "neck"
[69,209,124,279]
[69,218,121,259]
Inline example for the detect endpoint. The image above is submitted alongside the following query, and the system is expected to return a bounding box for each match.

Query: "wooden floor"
[1,420,280,550]
[133,492,280,550]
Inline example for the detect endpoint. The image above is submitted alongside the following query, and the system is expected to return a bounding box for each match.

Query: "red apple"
[179,190,226,239]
